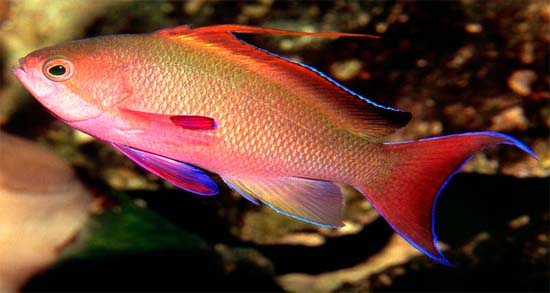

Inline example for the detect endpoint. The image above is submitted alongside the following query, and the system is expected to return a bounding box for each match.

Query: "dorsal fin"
[154,24,411,138]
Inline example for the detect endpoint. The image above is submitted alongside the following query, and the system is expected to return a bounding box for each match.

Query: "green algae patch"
[60,192,211,260]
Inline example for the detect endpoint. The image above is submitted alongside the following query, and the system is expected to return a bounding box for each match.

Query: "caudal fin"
[355,132,537,265]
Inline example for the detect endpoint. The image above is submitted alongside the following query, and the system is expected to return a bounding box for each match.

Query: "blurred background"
[0,0,548,291]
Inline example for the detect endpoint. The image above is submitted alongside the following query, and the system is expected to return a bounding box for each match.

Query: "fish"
[12,24,537,265]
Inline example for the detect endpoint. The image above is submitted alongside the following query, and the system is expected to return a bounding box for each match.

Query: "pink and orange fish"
[12,25,536,265]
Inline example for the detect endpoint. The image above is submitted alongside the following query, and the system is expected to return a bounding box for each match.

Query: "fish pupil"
[48,65,66,76]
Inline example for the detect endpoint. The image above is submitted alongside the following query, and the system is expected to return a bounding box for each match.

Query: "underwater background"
[0,0,548,291]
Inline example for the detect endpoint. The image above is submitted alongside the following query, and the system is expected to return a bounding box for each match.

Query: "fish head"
[12,37,132,123]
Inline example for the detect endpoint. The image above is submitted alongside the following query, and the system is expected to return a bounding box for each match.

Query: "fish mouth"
[12,57,30,87]
[12,57,26,76]
[12,65,26,82]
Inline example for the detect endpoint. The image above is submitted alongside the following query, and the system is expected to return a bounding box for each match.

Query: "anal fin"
[222,176,344,227]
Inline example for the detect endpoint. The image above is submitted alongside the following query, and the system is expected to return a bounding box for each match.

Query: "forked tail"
[355,132,537,265]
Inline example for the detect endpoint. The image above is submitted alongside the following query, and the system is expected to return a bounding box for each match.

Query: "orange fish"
[12,25,536,264]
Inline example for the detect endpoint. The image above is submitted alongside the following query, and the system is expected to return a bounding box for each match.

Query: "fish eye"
[43,57,73,82]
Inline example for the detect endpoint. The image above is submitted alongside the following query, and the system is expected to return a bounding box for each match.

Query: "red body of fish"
[12,25,537,264]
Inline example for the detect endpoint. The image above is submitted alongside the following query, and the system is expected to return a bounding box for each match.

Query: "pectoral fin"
[111,143,218,195]
[222,176,344,227]
[118,108,219,145]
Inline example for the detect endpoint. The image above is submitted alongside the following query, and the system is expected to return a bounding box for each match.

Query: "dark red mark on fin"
[355,132,537,265]
[111,143,218,196]
[170,115,217,130]
[154,24,380,39]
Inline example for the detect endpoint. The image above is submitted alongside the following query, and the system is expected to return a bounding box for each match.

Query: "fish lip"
[11,64,26,79]
[12,57,27,75]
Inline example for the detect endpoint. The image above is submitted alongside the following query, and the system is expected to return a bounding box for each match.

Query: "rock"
[508,215,530,230]
[501,138,550,178]
[489,106,528,132]
[241,0,273,20]
[329,59,362,81]
[465,23,483,34]
[0,131,91,291]
[277,234,422,292]
[0,0,9,25]
[542,3,550,22]
[443,103,481,129]
[461,153,499,175]
[520,42,535,64]
[447,45,475,69]
[508,70,537,96]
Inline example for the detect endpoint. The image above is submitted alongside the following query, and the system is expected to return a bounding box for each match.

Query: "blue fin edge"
[229,32,406,114]
[259,198,343,229]
[221,177,261,205]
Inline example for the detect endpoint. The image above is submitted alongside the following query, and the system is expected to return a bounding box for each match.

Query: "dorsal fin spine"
[155,24,380,39]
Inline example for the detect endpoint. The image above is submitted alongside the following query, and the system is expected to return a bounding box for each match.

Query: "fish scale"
[122,39,361,180]
[12,24,536,265]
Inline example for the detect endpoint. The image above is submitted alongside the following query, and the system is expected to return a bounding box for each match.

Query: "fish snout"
[12,58,29,79]
[12,65,26,82]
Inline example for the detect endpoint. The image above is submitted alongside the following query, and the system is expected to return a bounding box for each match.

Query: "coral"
[0,131,91,291]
